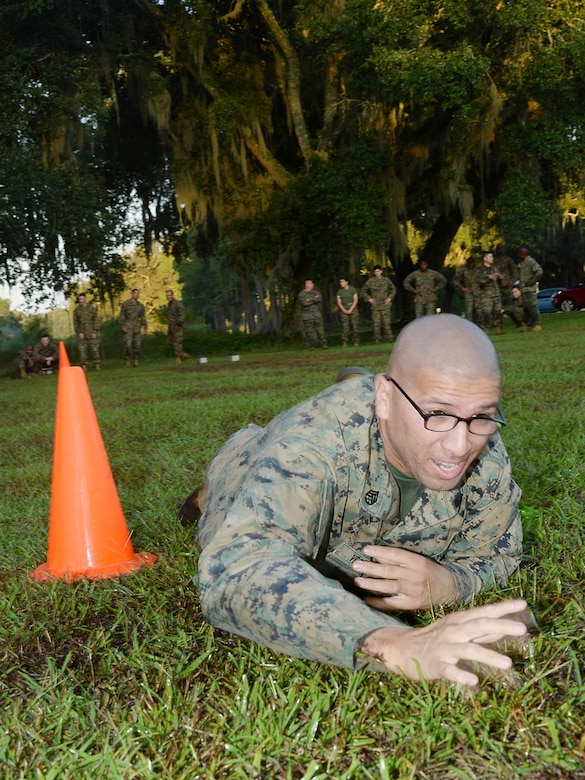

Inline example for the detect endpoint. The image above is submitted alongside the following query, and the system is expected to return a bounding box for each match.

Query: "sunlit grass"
[1,313,584,778]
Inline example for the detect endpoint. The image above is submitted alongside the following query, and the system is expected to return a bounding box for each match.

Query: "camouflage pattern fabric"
[403,269,446,317]
[475,265,503,330]
[73,303,100,365]
[361,276,396,341]
[453,265,476,321]
[297,289,327,347]
[167,297,186,357]
[494,252,517,308]
[118,298,147,360]
[7,348,35,378]
[33,340,59,371]
[197,374,522,670]
[517,256,543,327]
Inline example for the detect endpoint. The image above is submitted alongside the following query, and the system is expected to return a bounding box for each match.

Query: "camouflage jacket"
[361,276,396,305]
[167,298,185,328]
[475,264,502,301]
[494,254,517,291]
[297,289,323,318]
[403,269,446,303]
[33,341,58,362]
[517,256,543,292]
[197,374,522,670]
[453,265,474,296]
[73,304,100,336]
[118,298,147,329]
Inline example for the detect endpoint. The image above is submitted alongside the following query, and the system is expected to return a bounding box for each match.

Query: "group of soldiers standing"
[298,260,448,349]
[7,287,188,378]
[455,245,543,334]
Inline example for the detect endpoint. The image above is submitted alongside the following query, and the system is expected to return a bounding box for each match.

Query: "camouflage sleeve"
[197,436,408,669]
[434,271,446,290]
[439,439,522,603]
[118,303,126,326]
[403,272,416,292]
[386,278,397,298]
[73,308,81,334]
[361,280,372,300]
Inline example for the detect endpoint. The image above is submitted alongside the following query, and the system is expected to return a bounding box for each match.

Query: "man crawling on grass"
[189,315,528,686]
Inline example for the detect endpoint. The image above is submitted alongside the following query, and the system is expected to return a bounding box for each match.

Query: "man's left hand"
[352,545,457,611]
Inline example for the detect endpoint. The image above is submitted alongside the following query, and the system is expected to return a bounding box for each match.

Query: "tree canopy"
[2,0,585,319]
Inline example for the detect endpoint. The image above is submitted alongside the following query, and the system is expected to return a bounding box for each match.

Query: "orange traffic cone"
[59,341,71,368]
[31,366,156,582]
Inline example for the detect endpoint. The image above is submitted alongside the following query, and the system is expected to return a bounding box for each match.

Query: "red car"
[552,282,585,311]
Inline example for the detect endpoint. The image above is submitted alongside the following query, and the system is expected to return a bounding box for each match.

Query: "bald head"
[387,314,501,386]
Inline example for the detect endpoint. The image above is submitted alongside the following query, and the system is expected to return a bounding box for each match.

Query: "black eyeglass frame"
[386,376,506,436]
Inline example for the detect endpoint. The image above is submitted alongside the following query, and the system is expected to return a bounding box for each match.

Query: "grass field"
[1,314,584,779]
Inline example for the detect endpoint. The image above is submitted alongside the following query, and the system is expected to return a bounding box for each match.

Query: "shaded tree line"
[1,0,585,328]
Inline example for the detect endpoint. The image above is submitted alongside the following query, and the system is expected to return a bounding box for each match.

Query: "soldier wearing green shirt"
[73,293,101,371]
[118,288,147,366]
[361,265,396,343]
[336,278,359,347]
[195,314,527,686]
[403,260,446,318]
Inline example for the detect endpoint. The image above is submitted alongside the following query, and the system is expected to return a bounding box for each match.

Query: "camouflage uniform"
[475,264,503,332]
[33,339,59,373]
[118,297,147,362]
[7,347,35,378]
[167,297,186,359]
[517,255,543,328]
[336,284,359,346]
[403,268,446,317]
[197,374,522,670]
[297,289,327,348]
[493,251,517,310]
[453,264,476,321]
[73,302,100,368]
[361,275,396,342]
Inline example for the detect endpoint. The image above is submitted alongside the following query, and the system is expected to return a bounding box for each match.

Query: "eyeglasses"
[387,377,506,436]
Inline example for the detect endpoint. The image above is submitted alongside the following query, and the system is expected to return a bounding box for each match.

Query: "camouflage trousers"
[123,328,142,360]
[301,315,327,348]
[521,291,540,327]
[414,297,439,318]
[370,304,393,342]
[167,326,184,357]
[476,296,503,330]
[340,310,359,345]
[78,336,100,366]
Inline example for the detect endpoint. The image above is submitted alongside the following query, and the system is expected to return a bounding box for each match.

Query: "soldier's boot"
[19,368,27,379]
[353,340,359,347]
[125,359,132,367]
[322,342,328,349]
[495,327,502,335]
[94,362,101,371]
[342,341,348,347]
[176,356,183,365]
[531,324,542,332]
[133,359,140,367]
[181,352,189,362]
[82,365,87,372]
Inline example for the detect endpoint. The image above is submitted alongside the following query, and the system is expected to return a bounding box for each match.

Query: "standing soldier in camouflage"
[73,293,101,371]
[166,289,188,364]
[7,344,35,378]
[516,246,543,331]
[454,257,477,321]
[192,315,527,685]
[118,288,147,366]
[475,251,503,335]
[362,265,396,343]
[403,260,446,318]
[494,244,517,313]
[297,279,328,349]
[336,277,359,347]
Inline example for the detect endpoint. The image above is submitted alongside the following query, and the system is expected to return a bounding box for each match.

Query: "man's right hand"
[359,599,529,686]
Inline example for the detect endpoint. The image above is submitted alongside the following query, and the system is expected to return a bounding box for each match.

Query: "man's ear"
[374,374,391,422]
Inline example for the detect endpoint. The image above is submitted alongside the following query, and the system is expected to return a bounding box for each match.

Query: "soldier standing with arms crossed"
[119,288,147,367]
[73,293,101,371]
